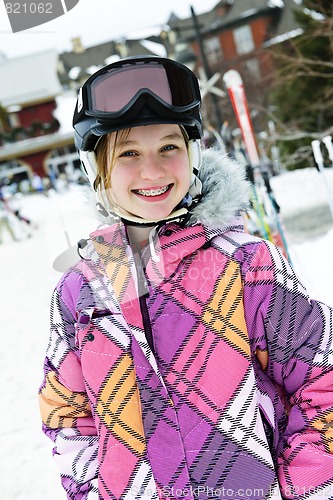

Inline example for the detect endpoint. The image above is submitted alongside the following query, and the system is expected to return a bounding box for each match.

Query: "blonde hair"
[94,128,131,208]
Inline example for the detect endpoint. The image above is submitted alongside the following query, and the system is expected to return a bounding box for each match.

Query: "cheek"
[177,161,191,189]
[169,153,190,176]
[110,167,126,192]
[107,169,121,203]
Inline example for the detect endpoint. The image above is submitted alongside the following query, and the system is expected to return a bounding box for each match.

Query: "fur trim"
[189,148,251,229]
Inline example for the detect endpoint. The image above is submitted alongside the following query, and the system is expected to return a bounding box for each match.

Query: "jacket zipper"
[139,292,155,354]
[136,255,155,354]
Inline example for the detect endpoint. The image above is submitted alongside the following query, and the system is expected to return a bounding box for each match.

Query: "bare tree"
[263,1,333,167]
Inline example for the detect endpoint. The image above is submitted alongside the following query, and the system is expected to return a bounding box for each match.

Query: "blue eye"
[120,150,136,157]
[162,144,177,152]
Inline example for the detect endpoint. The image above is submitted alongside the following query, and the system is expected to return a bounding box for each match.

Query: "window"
[203,37,223,65]
[245,58,261,81]
[0,160,31,189]
[233,25,255,55]
[8,112,21,128]
[46,145,81,181]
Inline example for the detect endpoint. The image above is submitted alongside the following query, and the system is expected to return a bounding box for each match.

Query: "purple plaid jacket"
[39,150,333,499]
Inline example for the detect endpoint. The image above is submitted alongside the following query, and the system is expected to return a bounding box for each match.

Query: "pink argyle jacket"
[39,150,333,499]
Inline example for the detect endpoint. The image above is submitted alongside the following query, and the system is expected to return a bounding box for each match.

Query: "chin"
[135,203,176,221]
[140,211,171,221]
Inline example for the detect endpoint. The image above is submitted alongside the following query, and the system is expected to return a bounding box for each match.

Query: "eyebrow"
[161,133,184,141]
[117,132,184,147]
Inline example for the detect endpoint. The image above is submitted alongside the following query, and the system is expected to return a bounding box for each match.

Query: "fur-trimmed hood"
[188,148,251,230]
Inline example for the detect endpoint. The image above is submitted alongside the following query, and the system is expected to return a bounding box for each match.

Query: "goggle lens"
[89,61,198,113]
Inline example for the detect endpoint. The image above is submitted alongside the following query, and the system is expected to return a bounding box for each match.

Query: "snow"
[270,167,333,305]
[54,92,77,134]
[1,167,333,499]
[263,28,303,48]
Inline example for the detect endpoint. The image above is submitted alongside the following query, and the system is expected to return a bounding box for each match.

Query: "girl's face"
[107,124,191,221]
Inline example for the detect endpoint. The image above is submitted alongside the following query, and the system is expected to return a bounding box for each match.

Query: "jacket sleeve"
[38,273,99,499]
[243,239,333,499]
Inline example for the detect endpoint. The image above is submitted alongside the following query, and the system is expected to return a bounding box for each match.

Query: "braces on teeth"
[136,186,169,196]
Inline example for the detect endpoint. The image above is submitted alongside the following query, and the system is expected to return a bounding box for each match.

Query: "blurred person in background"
[0,186,17,242]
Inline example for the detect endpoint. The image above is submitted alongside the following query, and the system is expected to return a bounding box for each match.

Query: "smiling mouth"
[134,185,172,197]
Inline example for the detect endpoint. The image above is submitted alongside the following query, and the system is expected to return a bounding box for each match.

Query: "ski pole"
[322,136,333,167]
[311,140,333,220]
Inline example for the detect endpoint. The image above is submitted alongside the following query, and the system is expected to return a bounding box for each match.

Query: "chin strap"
[114,205,189,227]
[96,201,190,228]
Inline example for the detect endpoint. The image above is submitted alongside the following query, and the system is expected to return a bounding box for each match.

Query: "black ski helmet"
[72,55,203,226]
[73,55,203,152]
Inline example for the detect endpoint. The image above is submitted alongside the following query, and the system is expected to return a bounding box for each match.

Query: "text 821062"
[5,3,53,14]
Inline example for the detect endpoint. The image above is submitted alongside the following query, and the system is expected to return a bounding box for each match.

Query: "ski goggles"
[77,56,201,119]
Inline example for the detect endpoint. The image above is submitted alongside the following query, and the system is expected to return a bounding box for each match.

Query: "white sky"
[0,0,218,59]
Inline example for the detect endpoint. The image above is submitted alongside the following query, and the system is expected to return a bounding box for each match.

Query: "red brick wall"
[18,100,56,130]
[21,151,49,177]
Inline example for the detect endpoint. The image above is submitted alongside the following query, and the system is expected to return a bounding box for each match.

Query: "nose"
[140,155,165,181]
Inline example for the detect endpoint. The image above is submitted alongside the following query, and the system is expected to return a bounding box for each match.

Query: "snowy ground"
[1,167,333,499]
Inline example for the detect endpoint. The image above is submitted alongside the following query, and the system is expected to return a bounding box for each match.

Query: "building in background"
[161,0,303,135]
[0,50,78,189]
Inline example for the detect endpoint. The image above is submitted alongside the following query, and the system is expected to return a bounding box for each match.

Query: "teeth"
[136,186,169,197]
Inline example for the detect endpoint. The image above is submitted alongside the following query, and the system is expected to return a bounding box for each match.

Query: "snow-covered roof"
[0,49,62,108]
[0,90,76,161]
[0,131,74,161]
[263,28,303,47]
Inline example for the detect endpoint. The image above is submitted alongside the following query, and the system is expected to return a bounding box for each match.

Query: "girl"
[39,56,333,499]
